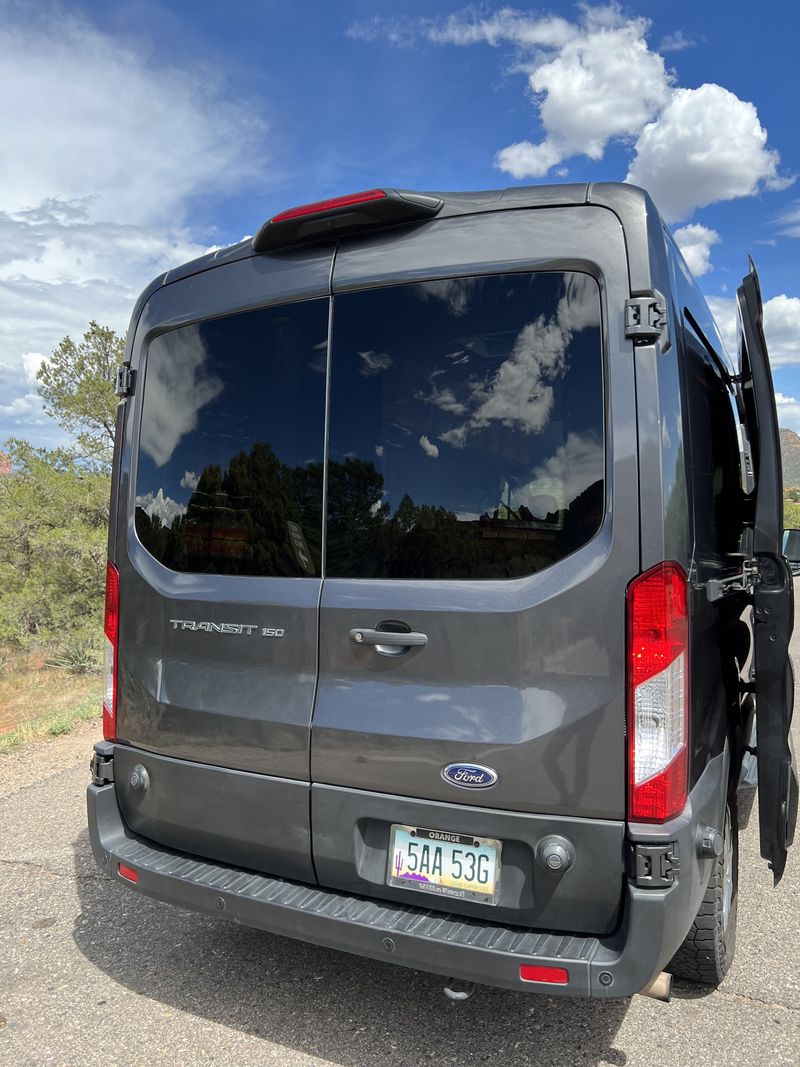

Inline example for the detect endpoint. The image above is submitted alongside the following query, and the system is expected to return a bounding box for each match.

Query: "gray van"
[88,182,797,1001]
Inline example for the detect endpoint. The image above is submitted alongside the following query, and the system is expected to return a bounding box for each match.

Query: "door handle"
[350,628,428,648]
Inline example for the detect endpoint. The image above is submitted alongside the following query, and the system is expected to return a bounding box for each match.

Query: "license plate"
[387,824,502,906]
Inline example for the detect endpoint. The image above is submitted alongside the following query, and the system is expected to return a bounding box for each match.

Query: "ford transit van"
[87,182,797,999]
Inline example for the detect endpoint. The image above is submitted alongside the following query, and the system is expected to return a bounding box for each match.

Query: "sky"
[2,0,800,447]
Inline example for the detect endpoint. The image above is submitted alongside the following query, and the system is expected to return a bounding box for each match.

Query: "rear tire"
[668,798,738,986]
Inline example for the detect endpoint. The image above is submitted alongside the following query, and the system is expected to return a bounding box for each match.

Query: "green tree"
[784,495,800,529]
[0,439,109,646]
[36,320,124,468]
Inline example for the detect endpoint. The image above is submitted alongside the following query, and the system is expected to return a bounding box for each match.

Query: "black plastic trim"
[86,751,730,999]
[253,190,444,254]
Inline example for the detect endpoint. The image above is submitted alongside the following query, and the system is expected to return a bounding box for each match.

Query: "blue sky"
[2,0,800,446]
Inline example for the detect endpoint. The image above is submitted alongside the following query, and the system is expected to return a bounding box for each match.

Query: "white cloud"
[0,392,45,418]
[658,30,697,53]
[519,431,604,514]
[418,384,468,415]
[358,350,393,377]
[139,327,223,467]
[627,84,790,221]
[346,9,574,49]
[497,15,671,178]
[180,470,200,491]
[348,7,789,222]
[419,277,478,317]
[438,281,597,448]
[418,434,440,459]
[0,6,266,447]
[673,224,721,276]
[705,296,738,357]
[0,12,263,226]
[135,489,187,528]
[426,9,574,48]
[707,294,800,368]
[775,393,800,433]
[760,296,800,367]
[776,201,800,238]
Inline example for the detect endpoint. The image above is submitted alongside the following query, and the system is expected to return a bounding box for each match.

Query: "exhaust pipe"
[443,978,478,1002]
[638,971,673,1002]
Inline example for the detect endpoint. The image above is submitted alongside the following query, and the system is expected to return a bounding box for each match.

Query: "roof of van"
[127,180,733,372]
[160,181,659,289]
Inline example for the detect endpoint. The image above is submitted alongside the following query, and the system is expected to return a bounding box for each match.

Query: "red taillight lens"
[270,189,387,223]
[118,862,138,883]
[103,560,120,741]
[627,562,689,823]
[519,964,569,985]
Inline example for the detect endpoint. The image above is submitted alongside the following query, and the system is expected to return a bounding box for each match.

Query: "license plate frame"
[386,823,502,906]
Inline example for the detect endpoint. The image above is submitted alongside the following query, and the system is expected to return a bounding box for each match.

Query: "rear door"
[311,208,638,858]
[114,248,332,881]
[737,260,798,882]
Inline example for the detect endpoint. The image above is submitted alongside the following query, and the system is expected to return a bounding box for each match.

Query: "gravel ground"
[1,647,799,1066]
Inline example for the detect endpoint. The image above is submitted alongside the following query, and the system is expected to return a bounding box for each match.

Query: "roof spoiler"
[252,188,443,254]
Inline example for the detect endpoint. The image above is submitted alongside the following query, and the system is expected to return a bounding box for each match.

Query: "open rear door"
[737,259,798,882]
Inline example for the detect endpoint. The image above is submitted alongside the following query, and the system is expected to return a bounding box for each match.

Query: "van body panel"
[330,203,619,294]
[311,208,637,839]
[311,783,624,934]
[115,555,321,779]
[113,745,314,881]
[112,246,336,872]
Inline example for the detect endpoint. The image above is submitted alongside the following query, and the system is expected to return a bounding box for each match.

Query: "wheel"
[668,797,738,986]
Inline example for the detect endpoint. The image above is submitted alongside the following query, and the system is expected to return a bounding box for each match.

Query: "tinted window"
[135,299,328,576]
[327,272,604,580]
[682,316,744,558]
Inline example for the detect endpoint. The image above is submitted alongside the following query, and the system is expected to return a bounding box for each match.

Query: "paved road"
[2,623,800,1067]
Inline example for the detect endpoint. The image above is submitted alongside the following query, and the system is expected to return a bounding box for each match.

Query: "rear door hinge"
[625,292,670,350]
[90,740,114,785]
[706,559,761,602]
[91,751,114,785]
[114,364,133,398]
[631,842,679,888]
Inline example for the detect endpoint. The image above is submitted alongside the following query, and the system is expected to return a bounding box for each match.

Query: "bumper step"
[115,834,598,960]
[87,779,689,998]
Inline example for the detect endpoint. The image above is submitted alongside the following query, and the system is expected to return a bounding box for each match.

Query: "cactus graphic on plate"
[394,849,430,882]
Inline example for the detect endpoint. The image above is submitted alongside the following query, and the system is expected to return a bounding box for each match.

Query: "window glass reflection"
[134,299,328,576]
[326,272,605,580]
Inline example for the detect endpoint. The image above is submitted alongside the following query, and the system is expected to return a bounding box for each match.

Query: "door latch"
[706,559,761,602]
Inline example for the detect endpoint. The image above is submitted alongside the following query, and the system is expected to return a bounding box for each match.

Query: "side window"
[134,299,329,577]
[681,316,744,558]
[326,271,605,580]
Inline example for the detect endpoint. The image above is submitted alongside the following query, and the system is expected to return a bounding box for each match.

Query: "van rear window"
[134,299,328,577]
[326,271,604,580]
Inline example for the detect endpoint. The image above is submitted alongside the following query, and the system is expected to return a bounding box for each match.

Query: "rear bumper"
[87,749,727,999]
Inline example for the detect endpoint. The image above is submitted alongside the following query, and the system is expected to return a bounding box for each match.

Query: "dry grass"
[0,697,100,755]
[0,644,102,742]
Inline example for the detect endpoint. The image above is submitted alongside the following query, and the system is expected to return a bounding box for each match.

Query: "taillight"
[519,964,569,985]
[627,561,689,823]
[252,188,443,253]
[103,560,119,741]
[270,189,387,223]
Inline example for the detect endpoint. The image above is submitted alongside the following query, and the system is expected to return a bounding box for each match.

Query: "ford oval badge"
[441,763,498,789]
